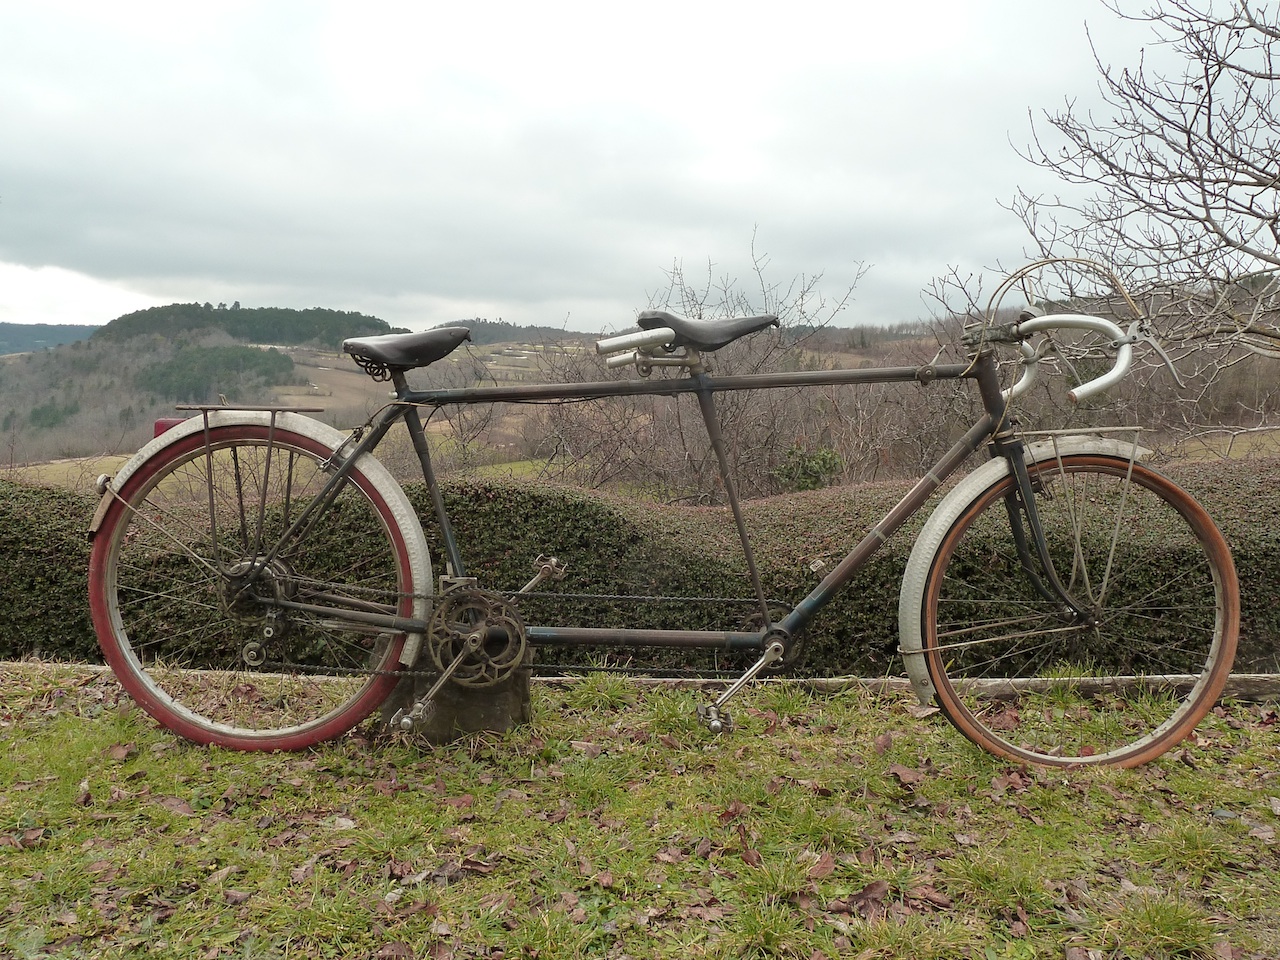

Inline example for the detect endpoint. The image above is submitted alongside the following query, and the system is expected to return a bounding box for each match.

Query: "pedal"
[697,703,732,735]
[518,555,567,594]
[392,698,436,732]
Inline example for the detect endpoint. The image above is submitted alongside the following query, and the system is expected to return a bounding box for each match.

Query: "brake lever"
[1125,319,1186,388]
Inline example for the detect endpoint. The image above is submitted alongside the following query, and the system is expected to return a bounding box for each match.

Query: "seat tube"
[691,375,772,625]
[402,403,466,579]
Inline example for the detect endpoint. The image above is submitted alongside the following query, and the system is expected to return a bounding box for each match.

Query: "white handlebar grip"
[1069,340,1133,402]
[604,351,639,369]
[1003,340,1041,403]
[595,326,676,355]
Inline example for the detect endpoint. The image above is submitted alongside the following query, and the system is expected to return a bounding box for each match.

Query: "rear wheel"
[88,418,429,750]
[916,454,1237,767]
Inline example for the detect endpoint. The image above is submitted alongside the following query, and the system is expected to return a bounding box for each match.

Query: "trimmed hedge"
[0,480,96,659]
[2,459,1277,673]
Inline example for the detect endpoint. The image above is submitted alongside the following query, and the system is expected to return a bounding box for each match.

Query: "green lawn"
[2,663,1278,959]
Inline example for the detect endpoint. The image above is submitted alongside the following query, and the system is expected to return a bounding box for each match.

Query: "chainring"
[426,588,528,687]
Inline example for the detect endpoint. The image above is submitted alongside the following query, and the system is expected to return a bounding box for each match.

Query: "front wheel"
[906,454,1238,767]
[88,414,431,750]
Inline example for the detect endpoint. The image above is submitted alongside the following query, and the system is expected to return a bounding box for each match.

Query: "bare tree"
[532,243,873,501]
[1013,0,1280,359]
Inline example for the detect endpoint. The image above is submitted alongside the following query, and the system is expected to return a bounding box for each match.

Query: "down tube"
[779,414,996,636]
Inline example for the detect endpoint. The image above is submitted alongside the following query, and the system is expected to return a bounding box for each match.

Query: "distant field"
[1167,428,1280,461]
[3,455,127,492]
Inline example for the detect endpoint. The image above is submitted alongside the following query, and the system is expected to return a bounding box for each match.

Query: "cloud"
[0,263,161,327]
[0,1,1156,331]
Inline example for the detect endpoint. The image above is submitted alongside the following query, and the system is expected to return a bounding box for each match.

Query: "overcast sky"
[0,1,1155,333]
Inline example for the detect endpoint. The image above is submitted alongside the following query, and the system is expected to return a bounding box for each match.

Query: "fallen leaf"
[851,879,890,919]
[888,764,924,788]
[718,801,750,823]
[206,865,238,885]
[289,857,317,884]
[224,890,251,905]
[376,943,414,959]
[986,707,1021,732]
[908,884,953,909]
[807,850,836,879]
[157,796,196,816]
[796,778,833,797]
[656,845,685,864]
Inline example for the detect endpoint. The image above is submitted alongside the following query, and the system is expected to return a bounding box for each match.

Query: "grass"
[2,663,1278,959]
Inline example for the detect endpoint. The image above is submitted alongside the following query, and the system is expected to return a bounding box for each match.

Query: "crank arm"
[697,640,785,734]
[391,632,483,732]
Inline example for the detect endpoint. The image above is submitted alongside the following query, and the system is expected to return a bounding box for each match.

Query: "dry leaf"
[206,865,238,885]
[888,764,924,787]
[157,796,195,816]
[807,850,837,879]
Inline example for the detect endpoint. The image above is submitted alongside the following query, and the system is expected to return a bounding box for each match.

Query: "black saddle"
[636,310,778,351]
[343,325,471,376]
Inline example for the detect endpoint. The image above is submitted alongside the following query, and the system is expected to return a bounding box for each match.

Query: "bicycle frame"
[248,345,1050,665]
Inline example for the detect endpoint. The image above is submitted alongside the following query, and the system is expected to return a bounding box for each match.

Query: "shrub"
[0,480,96,659]
[2,460,1276,674]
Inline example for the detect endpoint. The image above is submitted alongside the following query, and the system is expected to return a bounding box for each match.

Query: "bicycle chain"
[260,657,752,681]
[256,591,796,680]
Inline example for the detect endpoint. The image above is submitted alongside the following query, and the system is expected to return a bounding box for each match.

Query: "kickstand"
[697,640,785,734]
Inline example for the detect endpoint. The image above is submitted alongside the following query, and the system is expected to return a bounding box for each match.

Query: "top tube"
[395,361,979,407]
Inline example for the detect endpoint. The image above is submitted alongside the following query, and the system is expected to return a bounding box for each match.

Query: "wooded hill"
[0,303,413,465]
[0,299,942,468]
[92,302,403,348]
[0,304,627,465]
